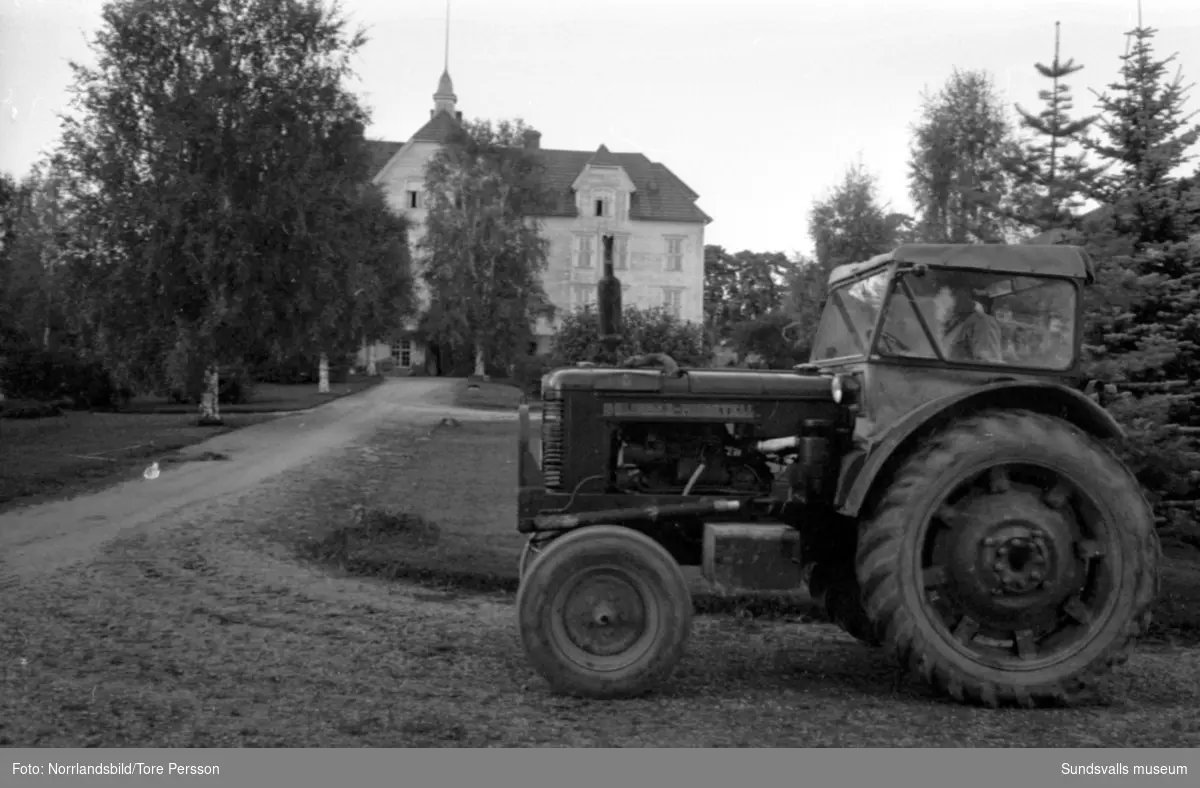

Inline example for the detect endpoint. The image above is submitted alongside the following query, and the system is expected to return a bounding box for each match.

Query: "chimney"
[523,130,542,150]
[430,109,435,118]
[456,111,463,121]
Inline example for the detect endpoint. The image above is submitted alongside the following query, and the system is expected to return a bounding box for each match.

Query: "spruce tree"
[1077,12,1200,532]
[1008,22,1102,232]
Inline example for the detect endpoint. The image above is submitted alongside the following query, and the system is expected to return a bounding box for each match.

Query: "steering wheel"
[876,329,911,355]
[621,352,683,377]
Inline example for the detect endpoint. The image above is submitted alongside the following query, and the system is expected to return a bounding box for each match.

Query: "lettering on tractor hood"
[602,401,758,421]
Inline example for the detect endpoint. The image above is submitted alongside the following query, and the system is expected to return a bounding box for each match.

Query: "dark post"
[598,234,623,358]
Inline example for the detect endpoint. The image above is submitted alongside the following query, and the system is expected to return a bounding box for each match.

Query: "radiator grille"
[541,390,564,490]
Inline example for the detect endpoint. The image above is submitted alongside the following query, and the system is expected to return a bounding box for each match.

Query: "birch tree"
[55,0,384,424]
[420,119,553,376]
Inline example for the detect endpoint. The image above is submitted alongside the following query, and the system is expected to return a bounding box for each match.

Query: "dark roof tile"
[411,110,462,143]
[367,132,710,224]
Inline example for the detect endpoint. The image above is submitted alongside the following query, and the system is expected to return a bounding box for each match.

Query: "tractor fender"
[836,380,1124,518]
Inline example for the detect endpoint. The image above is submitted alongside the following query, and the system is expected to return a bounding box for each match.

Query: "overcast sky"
[2,0,1199,256]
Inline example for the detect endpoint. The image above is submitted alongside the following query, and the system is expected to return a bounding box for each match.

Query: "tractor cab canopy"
[813,244,1093,372]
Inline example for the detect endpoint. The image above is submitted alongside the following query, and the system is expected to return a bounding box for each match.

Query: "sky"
[2,0,1200,257]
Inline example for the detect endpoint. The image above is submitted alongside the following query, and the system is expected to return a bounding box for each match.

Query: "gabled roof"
[587,144,622,168]
[411,109,462,143]
[366,140,404,177]
[364,131,710,224]
[534,148,710,224]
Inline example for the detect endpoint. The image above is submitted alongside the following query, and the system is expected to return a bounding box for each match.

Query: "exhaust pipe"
[598,234,622,356]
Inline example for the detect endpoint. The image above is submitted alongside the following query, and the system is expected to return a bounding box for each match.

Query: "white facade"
[359,70,710,372]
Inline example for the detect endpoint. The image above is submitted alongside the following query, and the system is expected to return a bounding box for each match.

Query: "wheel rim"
[914,460,1120,672]
[548,564,660,673]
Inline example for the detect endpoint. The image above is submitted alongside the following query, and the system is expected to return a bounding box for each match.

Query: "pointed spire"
[432,0,457,116]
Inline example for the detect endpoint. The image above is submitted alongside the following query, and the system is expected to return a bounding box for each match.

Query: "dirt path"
[0,378,511,582]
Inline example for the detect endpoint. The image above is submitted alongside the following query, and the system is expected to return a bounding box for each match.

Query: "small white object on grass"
[143,462,160,480]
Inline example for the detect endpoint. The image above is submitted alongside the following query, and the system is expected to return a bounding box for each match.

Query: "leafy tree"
[810,159,904,271]
[4,163,75,353]
[702,245,794,343]
[420,118,554,377]
[55,0,386,423]
[551,305,709,368]
[908,68,1022,243]
[1007,21,1103,232]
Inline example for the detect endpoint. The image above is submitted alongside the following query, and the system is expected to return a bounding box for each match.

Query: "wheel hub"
[947,489,1080,624]
[560,571,648,658]
[984,526,1049,594]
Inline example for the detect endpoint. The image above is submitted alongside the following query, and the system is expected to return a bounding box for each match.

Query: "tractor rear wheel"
[856,409,1158,707]
[517,524,693,699]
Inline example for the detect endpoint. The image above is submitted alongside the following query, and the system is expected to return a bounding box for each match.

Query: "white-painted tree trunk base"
[365,343,376,376]
[199,365,221,424]
[474,344,485,377]
[318,354,330,393]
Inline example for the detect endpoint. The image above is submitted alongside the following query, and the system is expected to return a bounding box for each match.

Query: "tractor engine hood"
[543,367,836,399]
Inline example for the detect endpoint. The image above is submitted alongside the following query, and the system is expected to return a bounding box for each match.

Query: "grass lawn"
[452,379,532,412]
[123,375,382,414]
[0,411,279,512]
[302,419,1200,643]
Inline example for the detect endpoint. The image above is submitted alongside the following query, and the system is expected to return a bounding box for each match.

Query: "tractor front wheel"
[517,524,693,699]
[857,409,1158,707]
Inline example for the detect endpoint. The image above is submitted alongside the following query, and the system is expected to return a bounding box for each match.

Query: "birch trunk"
[365,343,376,376]
[199,363,221,424]
[470,343,484,376]
[319,353,330,393]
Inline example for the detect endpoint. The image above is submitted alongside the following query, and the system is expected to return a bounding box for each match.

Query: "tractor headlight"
[831,373,859,405]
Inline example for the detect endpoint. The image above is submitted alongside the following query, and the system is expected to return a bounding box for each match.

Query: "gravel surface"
[2,379,1198,747]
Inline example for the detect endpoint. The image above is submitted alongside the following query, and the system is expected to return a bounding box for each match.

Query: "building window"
[662,287,683,317]
[391,339,413,368]
[665,237,684,271]
[575,234,594,268]
[572,284,597,310]
[593,191,614,218]
[614,235,629,270]
[406,190,419,209]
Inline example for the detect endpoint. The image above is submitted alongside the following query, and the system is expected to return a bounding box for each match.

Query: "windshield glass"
[810,271,889,361]
[879,268,1077,369]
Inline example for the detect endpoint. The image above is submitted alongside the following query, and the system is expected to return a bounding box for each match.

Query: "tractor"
[513,236,1159,708]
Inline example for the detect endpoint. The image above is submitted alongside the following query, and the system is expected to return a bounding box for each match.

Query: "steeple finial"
[432,0,457,115]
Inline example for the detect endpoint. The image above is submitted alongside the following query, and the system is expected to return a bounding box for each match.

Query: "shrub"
[0,347,127,409]
[551,305,710,367]
[512,353,565,397]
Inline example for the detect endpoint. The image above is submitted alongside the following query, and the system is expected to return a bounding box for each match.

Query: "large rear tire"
[517,524,693,699]
[856,409,1158,707]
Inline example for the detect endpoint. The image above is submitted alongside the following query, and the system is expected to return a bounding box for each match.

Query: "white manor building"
[360,66,711,375]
